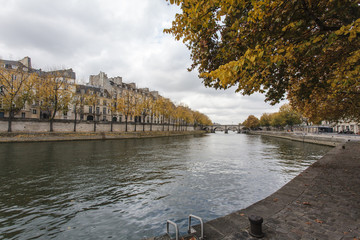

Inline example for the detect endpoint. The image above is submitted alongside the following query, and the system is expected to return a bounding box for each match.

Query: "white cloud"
[0,0,283,124]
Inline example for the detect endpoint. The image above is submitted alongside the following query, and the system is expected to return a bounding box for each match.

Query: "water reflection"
[0,133,331,239]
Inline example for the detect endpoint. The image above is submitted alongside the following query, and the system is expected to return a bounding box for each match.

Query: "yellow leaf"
[349,31,357,42]
[250,56,256,63]
[258,50,264,58]
[313,35,323,43]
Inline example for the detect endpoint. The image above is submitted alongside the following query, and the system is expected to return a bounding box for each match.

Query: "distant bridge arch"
[203,124,247,133]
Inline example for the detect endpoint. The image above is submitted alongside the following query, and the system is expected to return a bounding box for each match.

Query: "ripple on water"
[0,134,331,240]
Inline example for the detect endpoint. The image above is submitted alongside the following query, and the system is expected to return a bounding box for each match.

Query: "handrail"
[166,220,179,240]
[188,214,204,240]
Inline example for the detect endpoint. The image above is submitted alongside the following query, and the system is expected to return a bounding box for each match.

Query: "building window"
[103,107,106,115]
[21,112,25,118]
[96,107,100,115]
[89,106,92,114]
[33,109,37,114]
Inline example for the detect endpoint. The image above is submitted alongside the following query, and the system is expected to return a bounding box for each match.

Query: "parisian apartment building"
[0,57,162,124]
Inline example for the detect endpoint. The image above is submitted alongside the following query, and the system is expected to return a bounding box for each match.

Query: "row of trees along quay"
[242,104,302,130]
[0,62,212,133]
[165,0,360,124]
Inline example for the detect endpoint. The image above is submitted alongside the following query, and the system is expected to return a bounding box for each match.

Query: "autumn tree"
[35,71,72,132]
[139,94,154,131]
[133,92,143,132]
[117,90,133,132]
[278,104,302,130]
[193,110,212,127]
[0,65,36,132]
[84,90,101,132]
[165,0,360,122]
[198,113,212,126]
[243,115,260,130]
[109,91,120,132]
[155,97,174,131]
[174,105,184,131]
[163,98,175,131]
[270,112,284,129]
[183,106,194,130]
[260,113,272,130]
[72,86,86,132]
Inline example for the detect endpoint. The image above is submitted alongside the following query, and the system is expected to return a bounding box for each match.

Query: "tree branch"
[300,0,340,31]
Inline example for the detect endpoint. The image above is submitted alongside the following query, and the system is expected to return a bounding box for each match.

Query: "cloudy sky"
[0,0,283,124]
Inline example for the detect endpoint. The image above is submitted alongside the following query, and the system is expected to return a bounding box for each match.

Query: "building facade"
[1,57,166,125]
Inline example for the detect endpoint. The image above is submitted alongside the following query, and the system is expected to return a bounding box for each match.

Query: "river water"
[0,133,331,240]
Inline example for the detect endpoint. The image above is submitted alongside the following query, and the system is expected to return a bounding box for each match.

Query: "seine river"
[0,133,331,240]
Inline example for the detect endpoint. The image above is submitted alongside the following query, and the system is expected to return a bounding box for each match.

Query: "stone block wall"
[0,119,195,133]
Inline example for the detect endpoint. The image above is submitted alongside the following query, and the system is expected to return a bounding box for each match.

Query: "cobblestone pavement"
[151,141,360,240]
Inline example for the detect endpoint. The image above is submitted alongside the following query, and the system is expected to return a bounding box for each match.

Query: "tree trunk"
[125,116,128,132]
[134,119,137,132]
[50,120,54,132]
[150,115,153,131]
[111,119,113,132]
[73,112,77,132]
[50,110,57,132]
[143,116,146,132]
[93,119,96,132]
[162,117,165,131]
[7,112,13,132]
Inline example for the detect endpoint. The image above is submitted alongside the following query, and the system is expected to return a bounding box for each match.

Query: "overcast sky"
[0,0,283,124]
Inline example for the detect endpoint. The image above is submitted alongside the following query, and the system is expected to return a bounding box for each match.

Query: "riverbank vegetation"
[242,104,301,130]
[165,0,360,123]
[0,65,212,132]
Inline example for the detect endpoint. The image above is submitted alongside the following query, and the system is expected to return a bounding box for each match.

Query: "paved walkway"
[151,141,360,240]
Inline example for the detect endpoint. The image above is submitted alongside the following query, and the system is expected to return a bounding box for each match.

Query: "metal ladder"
[166,214,204,240]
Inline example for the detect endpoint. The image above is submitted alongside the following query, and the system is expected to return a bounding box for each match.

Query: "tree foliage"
[258,104,302,129]
[278,104,302,128]
[116,90,133,132]
[84,90,101,132]
[259,113,272,128]
[165,0,360,122]
[242,114,260,129]
[35,71,72,132]
[0,65,36,132]
[71,87,86,132]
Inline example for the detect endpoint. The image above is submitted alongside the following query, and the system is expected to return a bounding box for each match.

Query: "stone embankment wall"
[0,119,195,133]
[249,131,356,146]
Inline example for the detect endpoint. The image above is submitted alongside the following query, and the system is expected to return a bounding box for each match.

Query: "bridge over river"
[203,124,247,133]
